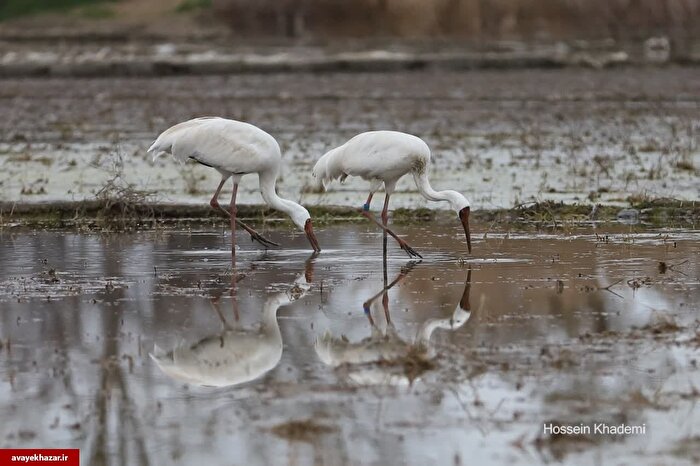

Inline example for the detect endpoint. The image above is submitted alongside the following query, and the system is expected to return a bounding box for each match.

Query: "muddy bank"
[0,200,361,228]
[1,69,699,212]
[1,200,698,230]
[0,32,698,77]
[0,44,624,77]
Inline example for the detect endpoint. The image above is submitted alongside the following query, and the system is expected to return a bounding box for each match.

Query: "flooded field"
[1,68,699,210]
[0,223,699,465]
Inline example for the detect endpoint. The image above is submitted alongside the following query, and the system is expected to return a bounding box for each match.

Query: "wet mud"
[0,224,698,465]
[1,68,699,211]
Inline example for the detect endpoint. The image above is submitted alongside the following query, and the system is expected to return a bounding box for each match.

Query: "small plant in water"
[93,151,157,230]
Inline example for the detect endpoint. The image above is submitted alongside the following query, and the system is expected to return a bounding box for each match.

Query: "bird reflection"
[150,256,316,387]
[315,262,473,385]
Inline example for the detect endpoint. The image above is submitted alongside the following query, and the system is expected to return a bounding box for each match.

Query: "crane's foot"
[400,261,420,275]
[398,239,422,259]
[248,230,280,248]
[211,202,279,248]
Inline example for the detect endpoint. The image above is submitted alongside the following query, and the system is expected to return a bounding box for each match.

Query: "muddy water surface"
[0,224,699,465]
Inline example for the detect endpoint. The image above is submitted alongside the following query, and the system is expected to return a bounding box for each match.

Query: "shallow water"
[0,224,699,465]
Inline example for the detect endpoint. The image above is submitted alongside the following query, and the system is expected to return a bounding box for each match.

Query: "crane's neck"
[262,295,286,334]
[259,168,289,212]
[416,318,448,347]
[262,274,310,336]
[412,170,469,212]
[417,307,471,348]
[258,169,309,230]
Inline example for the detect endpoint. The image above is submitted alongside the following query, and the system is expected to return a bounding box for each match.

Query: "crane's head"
[288,205,321,253]
[449,308,471,329]
[442,191,472,254]
[304,219,321,253]
[458,206,472,254]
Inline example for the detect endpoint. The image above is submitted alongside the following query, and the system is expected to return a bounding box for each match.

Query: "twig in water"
[600,278,625,299]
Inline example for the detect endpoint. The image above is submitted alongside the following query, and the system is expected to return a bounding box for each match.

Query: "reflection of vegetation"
[0,0,112,21]
[270,419,336,442]
[379,345,436,383]
[87,265,151,466]
[175,0,212,13]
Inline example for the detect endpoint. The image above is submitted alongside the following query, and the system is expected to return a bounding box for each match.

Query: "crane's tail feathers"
[312,149,346,191]
[314,331,341,366]
[311,160,329,191]
[147,139,181,164]
[310,173,327,192]
[147,140,165,162]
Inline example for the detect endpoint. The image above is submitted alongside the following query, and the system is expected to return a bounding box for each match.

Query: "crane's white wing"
[312,131,431,189]
[148,117,281,174]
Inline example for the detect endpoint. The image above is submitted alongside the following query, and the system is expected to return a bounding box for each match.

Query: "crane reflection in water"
[315,260,474,386]
[150,255,316,387]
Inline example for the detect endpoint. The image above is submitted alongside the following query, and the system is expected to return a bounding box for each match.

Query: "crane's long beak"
[304,219,321,253]
[458,207,472,254]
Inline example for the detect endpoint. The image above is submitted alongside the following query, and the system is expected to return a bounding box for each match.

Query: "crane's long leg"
[361,193,422,258]
[382,195,389,263]
[211,265,249,326]
[230,270,240,323]
[230,182,238,259]
[381,194,393,261]
[209,293,239,328]
[382,229,389,323]
[460,267,472,311]
[209,178,279,248]
[362,259,419,326]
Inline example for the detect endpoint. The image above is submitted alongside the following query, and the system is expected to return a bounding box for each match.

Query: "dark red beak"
[458,207,472,254]
[304,219,321,253]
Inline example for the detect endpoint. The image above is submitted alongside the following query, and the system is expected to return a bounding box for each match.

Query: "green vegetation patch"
[1,200,698,232]
[75,3,114,19]
[0,0,113,21]
[515,201,614,223]
[175,0,212,13]
[627,198,700,224]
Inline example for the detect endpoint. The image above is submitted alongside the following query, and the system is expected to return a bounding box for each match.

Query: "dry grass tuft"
[93,153,158,230]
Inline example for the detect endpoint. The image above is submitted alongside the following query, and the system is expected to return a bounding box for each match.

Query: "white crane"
[150,262,313,388]
[312,131,472,258]
[148,117,321,254]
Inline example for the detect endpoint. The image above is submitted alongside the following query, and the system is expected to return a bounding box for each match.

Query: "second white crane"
[313,131,472,257]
